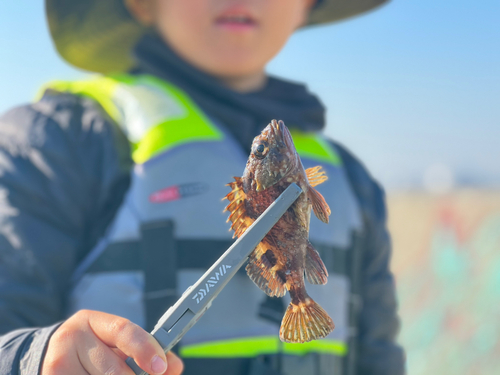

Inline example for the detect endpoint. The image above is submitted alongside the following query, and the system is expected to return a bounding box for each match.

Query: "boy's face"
[129,0,313,80]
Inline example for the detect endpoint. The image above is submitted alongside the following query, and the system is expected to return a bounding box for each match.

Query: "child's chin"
[202,52,265,75]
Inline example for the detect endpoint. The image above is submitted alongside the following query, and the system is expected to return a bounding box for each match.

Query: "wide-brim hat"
[46,0,389,74]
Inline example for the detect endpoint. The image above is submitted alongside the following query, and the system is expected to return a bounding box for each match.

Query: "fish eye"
[253,143,268,159]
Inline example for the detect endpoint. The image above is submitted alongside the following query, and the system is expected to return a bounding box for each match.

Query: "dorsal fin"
[224,177,253,238]
[306,166,328,187]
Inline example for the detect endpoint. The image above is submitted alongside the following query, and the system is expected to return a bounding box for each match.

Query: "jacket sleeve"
[0,91,132,374]
[333,142,406,375]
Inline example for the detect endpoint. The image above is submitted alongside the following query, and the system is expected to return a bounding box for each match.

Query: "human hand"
[41,310,183,375]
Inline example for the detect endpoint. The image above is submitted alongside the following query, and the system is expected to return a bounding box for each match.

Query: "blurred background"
[1,1,499,374]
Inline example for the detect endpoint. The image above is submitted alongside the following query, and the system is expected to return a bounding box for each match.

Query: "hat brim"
[46,0,389,74]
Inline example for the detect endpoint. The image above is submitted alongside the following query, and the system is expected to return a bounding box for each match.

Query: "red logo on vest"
[149,182,208,203]
[149,186,181,203]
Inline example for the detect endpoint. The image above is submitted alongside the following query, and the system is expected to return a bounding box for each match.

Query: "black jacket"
[0,35,404,375]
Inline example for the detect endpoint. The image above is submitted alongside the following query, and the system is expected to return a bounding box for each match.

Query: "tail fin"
[279,298,335,343]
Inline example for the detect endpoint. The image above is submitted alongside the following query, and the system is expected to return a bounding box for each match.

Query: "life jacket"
[44,74,363,375]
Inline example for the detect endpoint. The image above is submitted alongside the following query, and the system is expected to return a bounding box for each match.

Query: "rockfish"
[224,119,335,343]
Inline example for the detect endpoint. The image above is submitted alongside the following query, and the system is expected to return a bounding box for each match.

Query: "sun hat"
[46,0,390,74]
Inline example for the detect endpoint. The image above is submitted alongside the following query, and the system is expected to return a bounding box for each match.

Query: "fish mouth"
[270,119,294,150]
[269,119,283,142]
[252,120,297,192]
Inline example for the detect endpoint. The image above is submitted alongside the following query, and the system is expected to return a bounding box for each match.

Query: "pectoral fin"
[307,186,331,224]
[246,243,287,297]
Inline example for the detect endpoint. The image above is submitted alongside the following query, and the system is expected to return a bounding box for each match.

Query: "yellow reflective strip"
[283,340,347,356]
[180,336,347,358]
[37,77,121,124]
[181,336,278,358]
[117,75,223,164]
[38,74,223,164]
[132,114,222,164]
[290,129,342,166]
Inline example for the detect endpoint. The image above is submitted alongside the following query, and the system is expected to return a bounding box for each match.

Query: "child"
[0,0,405,374]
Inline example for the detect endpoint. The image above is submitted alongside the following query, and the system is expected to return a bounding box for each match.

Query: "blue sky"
[0,1,498,191]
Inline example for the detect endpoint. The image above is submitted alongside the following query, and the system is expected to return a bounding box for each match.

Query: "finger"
[164,352,184,375]
[41,349,88,375]
[76,335,135,375]
[113,345,183,375]
[114,349,183,375]
[111,347,128,361]
[41,326,90,375]
[85,311,167,375]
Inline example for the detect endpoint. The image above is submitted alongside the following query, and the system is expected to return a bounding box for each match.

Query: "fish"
[223,119,335,343]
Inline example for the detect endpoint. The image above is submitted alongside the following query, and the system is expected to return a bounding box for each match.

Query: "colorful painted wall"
[387,190,500,375]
